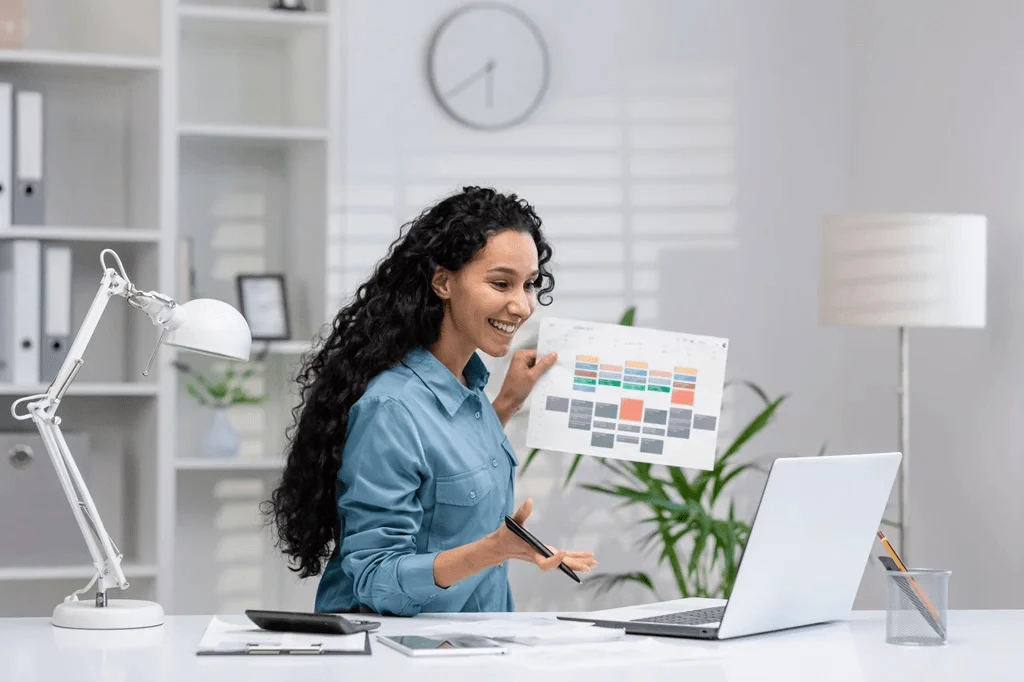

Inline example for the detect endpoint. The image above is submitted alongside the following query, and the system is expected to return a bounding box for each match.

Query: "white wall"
[843,0,1024,608]
[328,0,866,612]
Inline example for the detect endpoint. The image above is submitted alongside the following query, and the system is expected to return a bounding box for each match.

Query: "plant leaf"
[618,306,636,327]
[519,448,541,475]
[582,571,657,598]
[562,454,585,488]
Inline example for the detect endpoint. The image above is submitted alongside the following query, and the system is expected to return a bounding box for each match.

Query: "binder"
[13,89,43,225]
[0,239,41,385]
[196,616,372,656]
[40,243,71,382]
[0,82,12,231]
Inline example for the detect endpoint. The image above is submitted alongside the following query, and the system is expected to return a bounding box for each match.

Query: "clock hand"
[444,60,494,99]
[485,59,494,109]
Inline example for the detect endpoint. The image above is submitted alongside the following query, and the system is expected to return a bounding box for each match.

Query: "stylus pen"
[504,516,581,583]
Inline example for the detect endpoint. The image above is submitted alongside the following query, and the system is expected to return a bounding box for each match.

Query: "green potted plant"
[173,360,266,459]
[519,306,801,599]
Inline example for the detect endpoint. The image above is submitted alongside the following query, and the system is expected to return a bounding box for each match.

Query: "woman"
[264,186,597,616]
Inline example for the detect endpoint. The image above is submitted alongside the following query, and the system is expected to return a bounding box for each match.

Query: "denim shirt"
[314,347,518,616]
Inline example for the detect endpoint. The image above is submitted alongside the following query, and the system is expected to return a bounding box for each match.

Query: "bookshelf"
[0,0,336,617]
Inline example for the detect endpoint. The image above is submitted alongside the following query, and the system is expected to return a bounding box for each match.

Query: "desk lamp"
[819,214,986,563]
[11,248,252,629]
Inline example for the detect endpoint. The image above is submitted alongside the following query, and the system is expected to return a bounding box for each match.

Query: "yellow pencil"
[877,530,942,624]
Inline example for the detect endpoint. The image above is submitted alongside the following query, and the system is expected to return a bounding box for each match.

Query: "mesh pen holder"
[885,568,950,646]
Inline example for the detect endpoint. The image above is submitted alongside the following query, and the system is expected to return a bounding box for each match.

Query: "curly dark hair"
[262,186,555,578]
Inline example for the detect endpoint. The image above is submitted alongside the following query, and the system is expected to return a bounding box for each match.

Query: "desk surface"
[1,609,1020,682]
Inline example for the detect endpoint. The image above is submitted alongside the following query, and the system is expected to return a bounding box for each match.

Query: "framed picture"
[236,274,291,341]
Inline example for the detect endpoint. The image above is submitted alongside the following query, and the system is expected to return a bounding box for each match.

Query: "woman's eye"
[525,281,536,291]
[493,281,508,290]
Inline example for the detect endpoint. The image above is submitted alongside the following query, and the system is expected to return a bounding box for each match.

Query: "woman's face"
[439,229,540,358]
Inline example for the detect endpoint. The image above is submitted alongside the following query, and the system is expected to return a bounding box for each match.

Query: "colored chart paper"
[526,317,728,470]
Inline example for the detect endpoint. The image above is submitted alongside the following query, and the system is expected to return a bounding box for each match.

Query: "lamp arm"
[10,267,133,603]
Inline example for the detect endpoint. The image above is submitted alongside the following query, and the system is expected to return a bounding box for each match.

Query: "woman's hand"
[490,498,598,574]
[493,349,558,425]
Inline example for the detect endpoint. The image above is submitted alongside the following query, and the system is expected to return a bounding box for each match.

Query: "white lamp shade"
[819,213,987,328]
[164,298,252,361]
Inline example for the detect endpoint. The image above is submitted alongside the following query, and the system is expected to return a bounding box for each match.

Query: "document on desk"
[526,317,728,470]
[510,638,721,669]
[415,615,625,646]
[197,616,371,655]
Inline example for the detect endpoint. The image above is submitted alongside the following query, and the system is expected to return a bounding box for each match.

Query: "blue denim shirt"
[314,347,518,616]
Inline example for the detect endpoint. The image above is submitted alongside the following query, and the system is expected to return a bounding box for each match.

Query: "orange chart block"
[577,355,600,363]
[671,389,695,406]
[625,361,649,369]
[675,367,699,375]
[619,398,644,422]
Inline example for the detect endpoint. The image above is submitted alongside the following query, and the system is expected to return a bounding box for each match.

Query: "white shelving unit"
[0,0,165,618]
[169,0,337,615]
[0,0,337,618]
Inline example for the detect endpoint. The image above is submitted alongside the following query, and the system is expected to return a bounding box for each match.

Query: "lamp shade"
[819,213,987,328]
[163,298,252,361]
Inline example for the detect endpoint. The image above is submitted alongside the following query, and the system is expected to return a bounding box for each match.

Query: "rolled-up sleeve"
[337,396,447,616]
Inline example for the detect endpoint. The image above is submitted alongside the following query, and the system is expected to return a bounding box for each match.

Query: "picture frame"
[236,274,291,341]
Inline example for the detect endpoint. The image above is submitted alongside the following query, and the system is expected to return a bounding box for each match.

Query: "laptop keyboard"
[632,606,725,626]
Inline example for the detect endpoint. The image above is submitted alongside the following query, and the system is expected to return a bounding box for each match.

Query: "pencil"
[877,530,943,624]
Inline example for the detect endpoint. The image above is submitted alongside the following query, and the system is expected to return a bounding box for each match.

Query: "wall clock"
[427,3,550,130]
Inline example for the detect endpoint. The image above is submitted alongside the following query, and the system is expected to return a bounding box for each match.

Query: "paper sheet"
[416,616,626,646]
[197,616,367,654]
[526,317,729,470]
[510,637,721,669]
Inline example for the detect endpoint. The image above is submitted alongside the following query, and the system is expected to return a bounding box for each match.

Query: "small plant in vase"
[173,360,266,459]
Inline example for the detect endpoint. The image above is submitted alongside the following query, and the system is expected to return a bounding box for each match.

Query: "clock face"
[427,3,550,130]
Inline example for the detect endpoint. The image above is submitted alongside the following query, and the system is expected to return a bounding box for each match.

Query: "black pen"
[504,515,581,583]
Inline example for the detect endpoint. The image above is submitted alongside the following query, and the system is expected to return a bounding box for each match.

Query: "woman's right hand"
[490,498,598,574]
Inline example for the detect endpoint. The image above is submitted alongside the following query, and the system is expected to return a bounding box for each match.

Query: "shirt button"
[469,490,476,499]
[492,459,498,467]
[475,411,481,419]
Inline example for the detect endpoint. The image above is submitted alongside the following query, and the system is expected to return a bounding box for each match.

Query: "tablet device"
[376,634,509,657]
[245,609,381,636]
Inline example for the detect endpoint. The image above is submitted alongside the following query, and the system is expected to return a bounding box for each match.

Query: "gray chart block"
[693,415,718,430]
[640,438,664,455]
[546,396,570,412]
[617,423,641,433]
[644,408,668,425]
[593,420,616,430]
[616,434,639,445]
[595,403,618,419]
[591,432,615,448]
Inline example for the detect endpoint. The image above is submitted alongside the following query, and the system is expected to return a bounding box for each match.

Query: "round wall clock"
[427,3,550,130]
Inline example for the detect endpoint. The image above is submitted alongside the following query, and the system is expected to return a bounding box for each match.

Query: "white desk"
[1,610,1019,681]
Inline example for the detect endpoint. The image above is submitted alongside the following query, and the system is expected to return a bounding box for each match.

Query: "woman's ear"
[431,267,453,300]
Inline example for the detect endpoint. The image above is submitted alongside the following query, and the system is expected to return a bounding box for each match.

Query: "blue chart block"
[573,384,596,393]
[575,362,599,371]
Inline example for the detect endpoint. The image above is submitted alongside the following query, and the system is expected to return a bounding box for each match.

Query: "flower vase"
[202,407,240,459]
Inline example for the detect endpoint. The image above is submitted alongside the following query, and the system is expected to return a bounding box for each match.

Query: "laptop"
[558,452,901,640]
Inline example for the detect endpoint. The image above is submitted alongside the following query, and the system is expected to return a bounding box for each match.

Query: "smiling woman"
[262,186,598,616]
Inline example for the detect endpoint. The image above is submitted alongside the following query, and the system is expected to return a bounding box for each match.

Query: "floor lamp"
[818,214,987,563]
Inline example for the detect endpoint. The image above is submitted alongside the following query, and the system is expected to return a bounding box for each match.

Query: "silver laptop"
[558,452,901,640]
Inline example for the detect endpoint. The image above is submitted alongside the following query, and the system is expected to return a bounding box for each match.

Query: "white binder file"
[0,83,12,231]
[13,89,43,225]
[40,243,71,383]
[0,239,41,385]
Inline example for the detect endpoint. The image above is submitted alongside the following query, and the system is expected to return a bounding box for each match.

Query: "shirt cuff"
[395,551,448,604]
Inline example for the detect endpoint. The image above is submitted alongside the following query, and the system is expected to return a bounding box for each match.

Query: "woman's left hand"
[494,349,558,424]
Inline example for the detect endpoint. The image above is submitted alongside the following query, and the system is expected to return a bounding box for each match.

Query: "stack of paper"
[197,616,369,655]
[416,616,626,646]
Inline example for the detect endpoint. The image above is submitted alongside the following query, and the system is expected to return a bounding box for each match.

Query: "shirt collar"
[402,347,491,416]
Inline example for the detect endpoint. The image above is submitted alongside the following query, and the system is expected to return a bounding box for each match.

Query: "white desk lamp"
[819,214,986,563]
[10,248,252,629]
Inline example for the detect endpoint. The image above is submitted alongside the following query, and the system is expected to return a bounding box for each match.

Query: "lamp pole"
[897,325,910,563]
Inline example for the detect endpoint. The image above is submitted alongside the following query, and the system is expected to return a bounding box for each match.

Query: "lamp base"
[52,599,164,630]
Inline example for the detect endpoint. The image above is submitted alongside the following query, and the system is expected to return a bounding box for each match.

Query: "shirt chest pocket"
[427,465,496,552]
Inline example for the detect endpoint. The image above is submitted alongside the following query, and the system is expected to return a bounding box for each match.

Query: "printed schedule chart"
[526,318,728,469]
